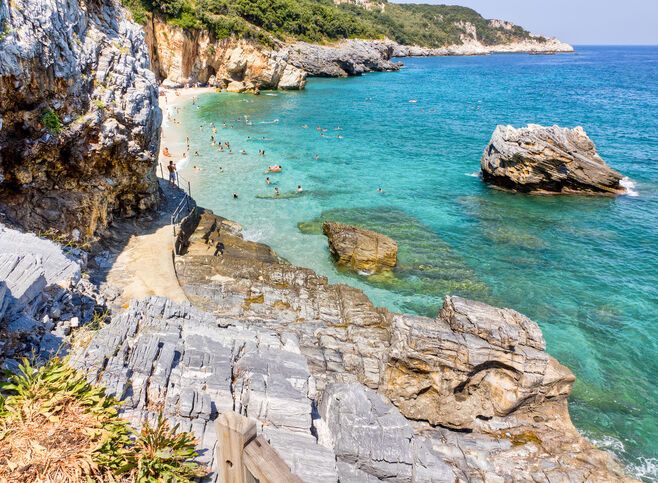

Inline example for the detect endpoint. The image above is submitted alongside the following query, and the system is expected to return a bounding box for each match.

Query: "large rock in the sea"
[322,221,397,274]
[0,0,161,239]
[480,124,625,195]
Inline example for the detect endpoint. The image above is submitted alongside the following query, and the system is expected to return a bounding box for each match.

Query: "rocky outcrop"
[286,40,401,77]
[394,36,573,57]
[144,17,306,91]
[0,0,162,239]
[481,124,626,195]
[0,223,109,368]
[72,296,339,483]
[161,209,633,481]
[322,221,397,274]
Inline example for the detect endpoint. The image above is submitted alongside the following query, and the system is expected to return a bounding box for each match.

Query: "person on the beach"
[167,161,177,186]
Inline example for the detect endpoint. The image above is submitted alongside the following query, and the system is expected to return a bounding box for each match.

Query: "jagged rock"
[287,40,401,77]
[72,297,339,483]
[320,383,455,483]
[170,209,633,482]
[0,0,161,238]
[144,18,307,90]
[480,124,626,195]
[384,296,574,429]
[322,221,397,274]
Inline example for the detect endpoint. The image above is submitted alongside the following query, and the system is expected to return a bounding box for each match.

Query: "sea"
[168,46,658,480]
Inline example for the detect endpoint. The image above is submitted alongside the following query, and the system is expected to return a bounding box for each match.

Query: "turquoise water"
[170,46,658,479]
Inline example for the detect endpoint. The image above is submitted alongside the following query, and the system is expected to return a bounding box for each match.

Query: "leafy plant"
[0,357,206,482]
[41,108,63,134]
[124,414,207,482]
[0,357,132,481]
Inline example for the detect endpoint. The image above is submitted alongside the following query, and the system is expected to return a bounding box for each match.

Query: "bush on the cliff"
[0,357,206,482]
[41,108,63,134]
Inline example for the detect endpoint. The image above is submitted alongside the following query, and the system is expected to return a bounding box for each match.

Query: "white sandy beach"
[157,87,216,177]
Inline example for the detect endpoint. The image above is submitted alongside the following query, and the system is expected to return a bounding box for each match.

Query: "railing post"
[215,412,257,483]
[187,181,192,198]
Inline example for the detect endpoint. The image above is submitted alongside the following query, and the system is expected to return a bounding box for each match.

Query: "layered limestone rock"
[481,124,626,195]
[0,0,162,239]
[162,209,632,481]
[322,221,397,274]
[144,17,306,90]
[286,40,401,77]
[72,296,339,483]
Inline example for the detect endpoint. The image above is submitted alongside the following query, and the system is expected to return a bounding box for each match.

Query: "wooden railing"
[215,412,303,483]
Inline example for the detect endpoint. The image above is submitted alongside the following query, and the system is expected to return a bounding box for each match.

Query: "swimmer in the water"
[377,187,384,193]
[266,177,271,185]
[194,151,200,156]
[241,149,247,155]
[274,187,280,196]
[233,193,238,199]
[297,185,303,193]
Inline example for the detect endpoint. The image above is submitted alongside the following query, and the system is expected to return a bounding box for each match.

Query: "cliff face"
[145,17,306,91]
[0,0,161,240]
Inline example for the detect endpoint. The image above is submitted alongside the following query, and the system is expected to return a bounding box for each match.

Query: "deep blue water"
[169,46,658,479]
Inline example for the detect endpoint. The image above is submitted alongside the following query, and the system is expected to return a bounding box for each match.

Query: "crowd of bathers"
[161,91,386,198]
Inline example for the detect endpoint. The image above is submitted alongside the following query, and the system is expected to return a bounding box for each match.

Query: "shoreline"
[158,86,216,176]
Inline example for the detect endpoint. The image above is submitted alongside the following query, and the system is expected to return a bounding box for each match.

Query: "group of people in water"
[161,97,388,199]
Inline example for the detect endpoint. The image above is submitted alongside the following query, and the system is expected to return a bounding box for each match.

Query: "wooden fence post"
[215,412,257,483]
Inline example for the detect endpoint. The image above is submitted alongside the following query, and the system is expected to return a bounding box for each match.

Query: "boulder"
[322,221,397,274]
[480,124,626,195]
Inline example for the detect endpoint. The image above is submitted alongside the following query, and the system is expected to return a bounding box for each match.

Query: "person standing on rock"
[167,160,177,187]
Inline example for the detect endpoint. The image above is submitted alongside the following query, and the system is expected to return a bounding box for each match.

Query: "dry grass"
[0,398,113,482]
[0,357,206,483]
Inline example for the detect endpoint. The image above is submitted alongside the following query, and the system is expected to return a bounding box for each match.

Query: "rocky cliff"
[145,17,306,91]
[0,0,161,240]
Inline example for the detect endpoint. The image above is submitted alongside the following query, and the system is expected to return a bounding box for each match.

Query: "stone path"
[91,179,192,308]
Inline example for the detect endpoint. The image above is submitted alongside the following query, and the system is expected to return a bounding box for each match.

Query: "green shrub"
[0,357,206,482]
[41,108,63,134]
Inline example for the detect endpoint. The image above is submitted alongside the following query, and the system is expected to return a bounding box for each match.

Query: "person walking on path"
[167,160,177,186]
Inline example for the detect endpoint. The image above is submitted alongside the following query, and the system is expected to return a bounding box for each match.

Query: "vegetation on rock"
[123,0,537,47]
[40,108,63,134]
[0,357,206,482]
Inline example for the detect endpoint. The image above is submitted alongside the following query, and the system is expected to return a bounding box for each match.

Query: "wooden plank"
[244,435,304,483]
[215,412,257,483]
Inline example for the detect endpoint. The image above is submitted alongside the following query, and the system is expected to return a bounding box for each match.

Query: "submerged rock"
[322,221,397,274]
[0,0,161,238]
[480,124,626,195]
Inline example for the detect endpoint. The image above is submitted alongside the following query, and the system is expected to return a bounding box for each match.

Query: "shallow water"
[170,46,658,479]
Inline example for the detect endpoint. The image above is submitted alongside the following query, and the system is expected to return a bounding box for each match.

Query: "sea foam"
[620,177,639,196]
